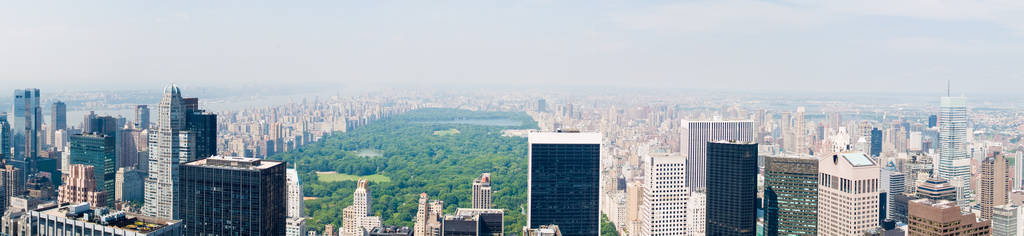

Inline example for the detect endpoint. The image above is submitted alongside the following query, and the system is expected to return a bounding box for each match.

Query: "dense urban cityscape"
[0,84,1018,236]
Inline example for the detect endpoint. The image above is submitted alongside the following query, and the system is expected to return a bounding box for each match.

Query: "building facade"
[679,120,754,191]
[414,193,444,236]
[527,131,601,236]
[764,155,818,236]
[57,164,107,207]
[142,84,193,219]
[992,204,1018,236]
[980,152,1010,220]
[472,173,492,209]
[639,153,689,236]
[818,153,880,236]
[69,133,116,207]
[938,96,970,202]
[342,179,382,236]
[705,141,758,235]
[178,156,286,235]
[880,161,905,223]
[907,199,990,235]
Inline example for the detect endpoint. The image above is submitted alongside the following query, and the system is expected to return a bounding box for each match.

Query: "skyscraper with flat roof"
[980,152,1009,220]
[680,120,754,191]
[69,133,116,207]
[0,114,10,161]
[817,153,880,236]
[178,156,286,235]
[764,155,818,236]
[705,141,758,235]
[880,161,905,223]
[639,153,689,236]
[527,131,601,236]
[49,101,65,148]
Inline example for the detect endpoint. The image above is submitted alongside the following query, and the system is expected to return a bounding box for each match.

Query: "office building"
[680,120,754,190]
[917,177,957,201]
[12,88,41,182]
[186,106,217,160]
[870,128,882,157]
[49,101,66,148]
[639,153,689,236]
[0,114,10,161]
[992,204,1018,236]
[686,191,705,235]
[907,199,990,235]
[69,133,116,207]
[288,167,304,218]
[764,155,818,236]
[880,161,905,222]
[981,152,1010,220]
[527,131,601,236]
[28,203,183,235]
[473,173,493,209]
[57,164,106,207]
[705,141,758,235]
[523,225,562,236]
[938,96,971,201]
[369,226,413,236]
[818,153,880,236]
[0,164,23,213]
[1016,152,1024,191]
[441,208,504,236]
[928,115,937,128]
[143,84,193,219]
[135,105,150,130]
[414,193,444,236]
[178,156,286,235]
[83,114,123,137]
[342,179,382,236]
[115,167,145,204]
[287,217,308,236]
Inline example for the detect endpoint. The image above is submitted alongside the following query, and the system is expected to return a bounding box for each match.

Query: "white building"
[287,217,307,236]
[687,191,705,236]
[818,153,880,236]
[938,96,970,201]
[342,180,381,236]
[142,84,192,219]
[472,173,492,209]
[680,120,754,191]
[640,153,689,236]
[287,168,304,218]
[992,204,1018,236]
[880,161,905,221]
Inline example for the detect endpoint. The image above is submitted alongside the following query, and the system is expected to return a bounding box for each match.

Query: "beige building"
[980,152,1010,220]
[907,199,990,235]
[817,153,880,236]
[414,193,444,236]
[57,164,106,208]
[342,180,381,236]
[472,173,492,209]
[639,153,688,236]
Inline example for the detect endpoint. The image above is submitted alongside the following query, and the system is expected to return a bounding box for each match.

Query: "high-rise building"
[686,191,705,235]
[342,180,382,236]
[143,84,193,219]
[179,156,286,235]
[764,155,818,236]
[907,199,990,235]
[880,161,905,223]
[0,114,11,161]
[705,141,758,235]
[414,193,444,236]
[0,164,23,211]
[818,153,880,236]
[680,120,754,191]
[135,105,150,130]
[115,167,145,204]
[917,177,957,201]
[287,167,304,219]
[928,115,937,128]
[441,208,504,236]
[472,173,492,209]
[938,96,970,201]
[287,218,307,236]
[83,114,122,137]
[992,204,1018,236]
[57,164,107,207]
[69,133,116,207]
[49,101,65,148]
[980,152,1010,220]
[639,153,689,236]
[184,100,217,160]
[1016,152,1024,191]
[870,128,882,157]
[12,88,41,181]
[527,131,601,236]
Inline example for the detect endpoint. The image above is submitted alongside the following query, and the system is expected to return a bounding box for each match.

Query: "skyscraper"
[705,141,758,235]
[928,115,937,128]
[184,99,217,160]
[0,164,23,211]
[287,167,304,219]
[472,173,492,209]
[680,120,754,191]
[870,128,882,157]
[342,180,382,236]
[0,114,10,161]
[12,88,41,180]
[135,105,150,130]
[49,101,65,148]
[818,153,880,236]
[938,96,970,201]
[143,84,193,219]
[442,208,504,236]
[639,153,689,236]
[1016,152,1024,191]
[992,204,1018,236]
[764,155,818,236]
[980,152,1009,220]
[414,193,444,236]
[69,133,116,207]
[917,177,957,201]
[527,131,601,236]
[880,161,905,223]
[178,156,286,235]
[907,199,990,235]
[56,164,107,207]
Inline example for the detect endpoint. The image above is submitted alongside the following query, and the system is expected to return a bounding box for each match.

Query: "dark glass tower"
[764,155,818,236]
[135,105,150,129]
[870,128,883,157]
[69,133,116,206]
[184,97,217,160]
[12,88,41,181]
[928,115,937,128]
[706,141,758,236]
[179,156,286,235]
[50,101,66,146]
[527,132,601,236]
[0,114,10,161]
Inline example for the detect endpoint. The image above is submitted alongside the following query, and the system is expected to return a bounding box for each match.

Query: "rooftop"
[840,153,876,167]
[184,155,283,170]
[528,131,601,144]
[36,203,179,233]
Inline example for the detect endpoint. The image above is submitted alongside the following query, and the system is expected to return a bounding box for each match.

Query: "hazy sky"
[3,0,1024,94]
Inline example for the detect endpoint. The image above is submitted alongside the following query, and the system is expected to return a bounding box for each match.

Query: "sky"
[2,0,1024,94]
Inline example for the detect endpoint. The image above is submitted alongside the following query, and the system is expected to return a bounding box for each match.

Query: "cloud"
[611,0,827,33]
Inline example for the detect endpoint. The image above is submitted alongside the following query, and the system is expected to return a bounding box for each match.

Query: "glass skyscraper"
[764,155,818,236]
[12,88,41,180]
[938,96,970,202]
[527,131,601,236]
[706,141,758,236]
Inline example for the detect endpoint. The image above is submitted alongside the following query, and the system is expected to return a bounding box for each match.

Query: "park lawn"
[433,128,461,136]
[317,172,392,183]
